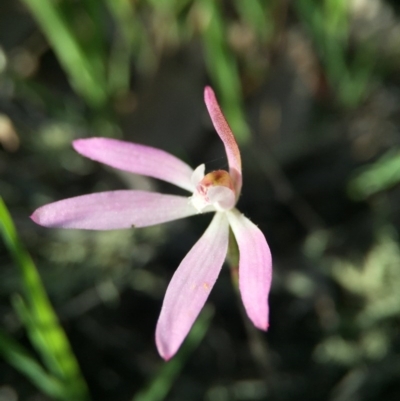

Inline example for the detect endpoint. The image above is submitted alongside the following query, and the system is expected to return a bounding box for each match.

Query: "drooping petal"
[204,87,242,194]
[155,212,229,360]
[226,209,272,330]
[31,191,200,230]
[73,138,194,192]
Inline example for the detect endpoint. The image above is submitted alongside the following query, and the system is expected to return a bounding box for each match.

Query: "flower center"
[189,165,236,212]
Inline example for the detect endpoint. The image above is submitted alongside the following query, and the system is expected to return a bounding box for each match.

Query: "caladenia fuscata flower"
[31,87,272,360]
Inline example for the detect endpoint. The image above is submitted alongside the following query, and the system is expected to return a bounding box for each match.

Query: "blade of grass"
[0,328,67,399]
[234,0,274,42]
[132,305,214,401]
[12,294,64,380]
[295,0,372,107]
[0,198,89,400]
[348,149,400,200]
[105,0,156,87]
[104,0,136,95]
[82,0,107,52]
[198,0,250,143]
[59,0,107,81]
[20,0,108,108]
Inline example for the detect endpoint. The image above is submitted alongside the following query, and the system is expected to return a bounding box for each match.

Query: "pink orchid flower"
[31,87,272,360]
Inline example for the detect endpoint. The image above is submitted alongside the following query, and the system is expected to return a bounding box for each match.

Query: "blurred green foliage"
[0,198,89,400]
[295,0,374,107]
[2,0,400,400]
[20,0,260,141]
[315,228,400,365]
[348,149,400,200]
[17,0,384,142]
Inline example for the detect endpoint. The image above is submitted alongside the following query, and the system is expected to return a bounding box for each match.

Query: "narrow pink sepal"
[204,87,242,195]
[155,212,229,360]
[31,191,199,230]
[73,138,194,192]
[226,209,272,330]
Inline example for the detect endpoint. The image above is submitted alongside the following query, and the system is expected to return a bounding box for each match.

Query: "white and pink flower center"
[189,164,236,212]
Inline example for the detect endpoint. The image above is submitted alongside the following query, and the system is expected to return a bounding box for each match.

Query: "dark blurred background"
[2,0,400,400]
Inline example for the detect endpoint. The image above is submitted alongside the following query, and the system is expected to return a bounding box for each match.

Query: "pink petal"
[204,87,242,195]
[155,212,229,360]
[73,138,194,192]
[31,191,199,230]
[226,209,272,330]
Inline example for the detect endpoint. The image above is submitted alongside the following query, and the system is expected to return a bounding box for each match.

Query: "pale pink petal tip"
[155,212,230,360]
[72,137,194,192]
[204,86,215,104]
[30,191,199,230]
[226,210,272,331]
[30,211,41,225]
[72,138,87,151]
[254,317,269,331]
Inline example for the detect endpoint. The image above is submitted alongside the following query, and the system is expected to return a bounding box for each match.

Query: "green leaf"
[348,149,400,200]
[20,0,108,108]
[0,198,89,400]
[0,329,67,399]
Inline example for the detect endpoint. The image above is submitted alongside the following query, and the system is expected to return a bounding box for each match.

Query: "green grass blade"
[20,0,108,108]
[104,0,136,95]
[295,0,371,107]
[133,305,214,401]
[199,0,250,143]
[234,0,274,42]
[348,149,400,200]
[105,0,156,83]
[59,0,107,81]
[12,294,64,380]
[0,198,89,400]
[0,329,67,399]
[82,0,107,52]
